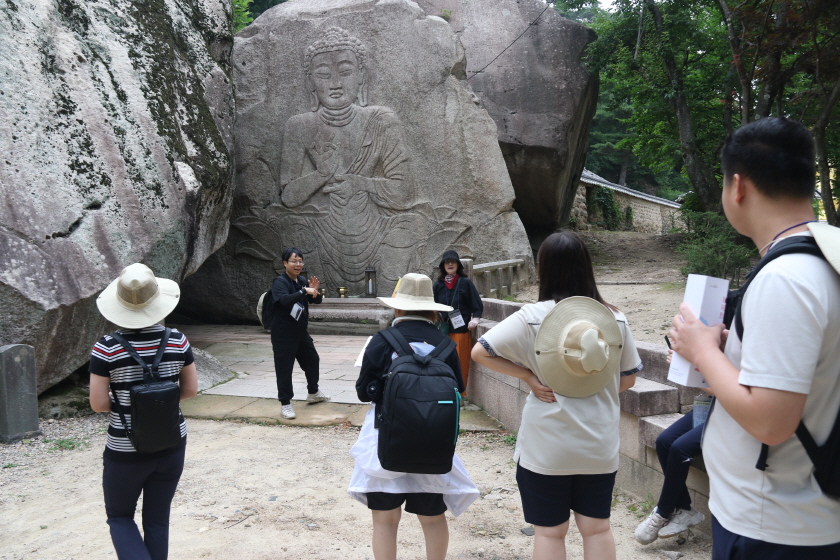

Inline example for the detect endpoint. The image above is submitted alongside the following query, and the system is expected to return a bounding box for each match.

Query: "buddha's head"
[304,27,368,111]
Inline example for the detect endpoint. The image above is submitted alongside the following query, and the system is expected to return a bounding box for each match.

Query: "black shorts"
[365,492,447,517]
[516,464,616,527]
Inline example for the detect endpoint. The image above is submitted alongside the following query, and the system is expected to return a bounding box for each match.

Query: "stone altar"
[180,0,533,323]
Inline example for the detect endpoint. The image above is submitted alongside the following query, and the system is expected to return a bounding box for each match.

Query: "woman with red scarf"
[432,250,484,395]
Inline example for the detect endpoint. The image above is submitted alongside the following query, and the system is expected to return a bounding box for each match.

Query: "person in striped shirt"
[89,263,198,560]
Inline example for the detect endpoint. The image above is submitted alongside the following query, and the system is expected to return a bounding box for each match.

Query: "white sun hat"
[534,296,623,398]
[377,273,453,312]
[96,263,181,329]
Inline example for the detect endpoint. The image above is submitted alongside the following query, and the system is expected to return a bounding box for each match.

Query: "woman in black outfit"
[432,250,483,393]
[269,247,329,419]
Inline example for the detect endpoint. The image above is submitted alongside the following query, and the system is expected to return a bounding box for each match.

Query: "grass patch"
[49,438,84,451]
[3,463,18,469]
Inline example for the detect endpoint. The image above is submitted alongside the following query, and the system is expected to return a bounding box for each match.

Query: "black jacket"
[270,273,322,334]
[432,276,484,333]
[356,319,465,403]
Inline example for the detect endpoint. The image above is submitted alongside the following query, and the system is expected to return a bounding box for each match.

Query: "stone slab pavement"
[173,324,501,432]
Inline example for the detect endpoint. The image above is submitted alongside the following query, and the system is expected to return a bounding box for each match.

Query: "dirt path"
[1,417,711,560]
[518,231,687,345]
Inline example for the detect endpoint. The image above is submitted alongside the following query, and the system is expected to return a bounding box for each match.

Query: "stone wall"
[575,178,681,235]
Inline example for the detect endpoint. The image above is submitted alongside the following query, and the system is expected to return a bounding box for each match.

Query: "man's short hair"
[721,117,815,199]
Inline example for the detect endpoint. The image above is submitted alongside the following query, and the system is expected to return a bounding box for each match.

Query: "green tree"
[565,0,840,223]
[232,0,254,33]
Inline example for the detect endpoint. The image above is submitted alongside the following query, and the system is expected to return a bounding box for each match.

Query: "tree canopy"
[559,0,840,223]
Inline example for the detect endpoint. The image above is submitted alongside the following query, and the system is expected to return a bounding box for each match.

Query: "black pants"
[102,442,186,560]
[712,517,840,559]
[272,332,320,405]
[655,409,703,517]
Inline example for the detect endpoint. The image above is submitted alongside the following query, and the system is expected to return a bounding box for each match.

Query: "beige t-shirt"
[703,240,840,546]
[480,300,642,475]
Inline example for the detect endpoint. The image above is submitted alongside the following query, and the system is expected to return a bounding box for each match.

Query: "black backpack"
[109,328,182,454]
[258,275,281,329]
[375,328,461,474]
[728,236,840,499]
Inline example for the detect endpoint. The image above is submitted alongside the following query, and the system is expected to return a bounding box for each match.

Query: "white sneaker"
[306,390,330,403]
[281,404,296,419]
[634,509,669,544]
[658,507,705,538]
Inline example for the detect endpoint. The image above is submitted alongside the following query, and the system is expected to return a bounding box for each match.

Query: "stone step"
[619,377,680,417]
[635,340,708,413]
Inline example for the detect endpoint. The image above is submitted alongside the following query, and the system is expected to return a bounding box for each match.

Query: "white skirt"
[347,405,479,517]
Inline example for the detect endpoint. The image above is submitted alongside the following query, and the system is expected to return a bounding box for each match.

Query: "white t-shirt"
[703,235,840,546]
[480,300,642,475]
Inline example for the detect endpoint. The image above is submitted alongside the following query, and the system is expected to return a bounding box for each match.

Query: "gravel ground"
[1,416,711,560]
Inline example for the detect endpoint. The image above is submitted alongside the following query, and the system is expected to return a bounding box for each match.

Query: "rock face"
[416,0,598,246]
[179,0,533,323]
[0,0,235,392]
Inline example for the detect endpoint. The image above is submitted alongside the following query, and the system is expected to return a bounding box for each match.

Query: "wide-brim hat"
[377,273,453,312]
[534,296,623,398]
[96,263,181,329]
[808,222,840,275]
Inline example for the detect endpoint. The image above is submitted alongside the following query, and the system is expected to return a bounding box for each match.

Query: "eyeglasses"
[443,260,458,265]
[287,260,304,265]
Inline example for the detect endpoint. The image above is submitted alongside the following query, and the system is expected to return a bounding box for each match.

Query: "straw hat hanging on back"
[96,263,181,329]
[534,296,623,398]
[377,273,453,312]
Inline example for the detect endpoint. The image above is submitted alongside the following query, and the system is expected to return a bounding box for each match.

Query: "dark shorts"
[516,464,616,527]
[366,492,447,517]
[712,517,840,560]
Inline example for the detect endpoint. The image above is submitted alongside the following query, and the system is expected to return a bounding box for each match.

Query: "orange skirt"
[448,331,472,397]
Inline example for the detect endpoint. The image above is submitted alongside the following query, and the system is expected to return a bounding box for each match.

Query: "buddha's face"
[309,49,362,110]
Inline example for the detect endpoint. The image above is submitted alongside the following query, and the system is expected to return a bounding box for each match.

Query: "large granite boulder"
[179,0,533,323]
[416,0,598,246]
[0,0,235,392]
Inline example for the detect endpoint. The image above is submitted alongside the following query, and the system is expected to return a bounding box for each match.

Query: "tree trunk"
[813,78,840,226]
[618,152,630,186]
[646,0,722,210]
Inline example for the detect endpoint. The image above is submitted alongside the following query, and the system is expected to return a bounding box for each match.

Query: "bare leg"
[417,513,449,560]
[371,508,401,560]
[574,512,615,560]
[533,522,569,560]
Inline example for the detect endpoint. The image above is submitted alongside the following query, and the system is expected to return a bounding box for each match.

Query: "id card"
[290,303,304,321]
[449,309,465,329]
[693,395,712,428]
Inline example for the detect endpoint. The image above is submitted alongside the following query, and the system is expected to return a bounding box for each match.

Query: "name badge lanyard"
[445,278,466,329]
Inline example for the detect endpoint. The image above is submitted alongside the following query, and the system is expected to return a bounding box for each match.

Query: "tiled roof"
[580,169,682,209]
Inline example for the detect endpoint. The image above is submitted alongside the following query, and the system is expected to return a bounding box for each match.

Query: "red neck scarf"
[444,274,459,290]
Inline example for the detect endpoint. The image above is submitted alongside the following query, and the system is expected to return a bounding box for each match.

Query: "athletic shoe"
[306,390,330,403]
[634,509,669,544]
[658,507,705,538]
[281,404,296,419]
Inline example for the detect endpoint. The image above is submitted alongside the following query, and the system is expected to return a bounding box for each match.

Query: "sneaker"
[281,404,296,419]
[634,509,669,544]
[658,507,705,538]
[306,390,330,403]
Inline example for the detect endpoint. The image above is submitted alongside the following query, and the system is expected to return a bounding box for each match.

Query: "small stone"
[662,552,684,559]
[521,526,535,536]
[198,527,209,533]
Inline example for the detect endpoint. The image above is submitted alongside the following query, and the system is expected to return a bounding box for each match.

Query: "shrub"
[675,209,755,284]
[592,186,622,230]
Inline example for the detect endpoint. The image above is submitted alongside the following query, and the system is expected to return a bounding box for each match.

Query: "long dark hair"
[437,254,468,282]
[537,231,615,310]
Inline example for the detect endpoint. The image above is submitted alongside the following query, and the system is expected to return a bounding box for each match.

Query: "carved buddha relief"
[233,27,470,295]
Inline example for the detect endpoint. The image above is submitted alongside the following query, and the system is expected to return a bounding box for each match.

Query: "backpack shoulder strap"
[379,327,415,356]
[734,237,823,341]
[109,328,171,382]
[429,336,457,362]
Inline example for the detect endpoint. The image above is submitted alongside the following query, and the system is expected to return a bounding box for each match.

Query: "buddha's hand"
[325,174,366,203]
[309,140,341,178]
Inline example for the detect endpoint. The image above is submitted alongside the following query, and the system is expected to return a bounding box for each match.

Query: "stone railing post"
[0,345,42,444]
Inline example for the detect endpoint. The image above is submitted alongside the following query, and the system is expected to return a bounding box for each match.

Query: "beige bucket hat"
[377,273,453,312]
[808,222,840,274]
[96,263,181,329]
[534,296,623,398]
